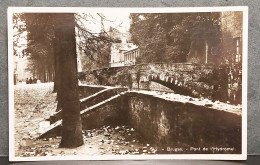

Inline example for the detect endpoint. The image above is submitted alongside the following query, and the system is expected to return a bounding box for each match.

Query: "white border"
[8,6,248,161]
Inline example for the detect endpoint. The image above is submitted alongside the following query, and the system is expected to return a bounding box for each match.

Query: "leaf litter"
[14,83,163,157]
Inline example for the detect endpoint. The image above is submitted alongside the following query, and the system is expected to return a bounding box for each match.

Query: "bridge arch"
[145,74,195,97]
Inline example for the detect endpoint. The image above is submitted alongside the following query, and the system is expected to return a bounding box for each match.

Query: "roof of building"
[111,42,138,52]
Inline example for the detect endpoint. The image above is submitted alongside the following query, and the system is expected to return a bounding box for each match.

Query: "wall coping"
[127,90,242,116]
[78,83,242,116]
[79,83,118,89]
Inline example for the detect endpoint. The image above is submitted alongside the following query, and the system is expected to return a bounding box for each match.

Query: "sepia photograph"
[8,7,247,161]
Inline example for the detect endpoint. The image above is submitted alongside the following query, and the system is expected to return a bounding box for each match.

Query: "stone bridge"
[80,63,228,101]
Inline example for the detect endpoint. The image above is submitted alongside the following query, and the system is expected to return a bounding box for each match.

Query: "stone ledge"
[126,90,242,116]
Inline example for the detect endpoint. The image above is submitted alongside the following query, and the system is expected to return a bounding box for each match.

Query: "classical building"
[110,37,139,67]
[124,47,140,66]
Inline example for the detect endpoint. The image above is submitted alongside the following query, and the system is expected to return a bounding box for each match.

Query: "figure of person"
[29,77,33,84]
[26,78,29,84]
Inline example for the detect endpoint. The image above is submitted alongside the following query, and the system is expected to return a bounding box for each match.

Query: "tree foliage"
[75,14,121,70]
[14,13,55,82]
[129,12,221,64]
[13,13,26,57]
[13,13,119,82]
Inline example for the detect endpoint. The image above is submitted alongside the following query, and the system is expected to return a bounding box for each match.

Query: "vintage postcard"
[8,7,248,161]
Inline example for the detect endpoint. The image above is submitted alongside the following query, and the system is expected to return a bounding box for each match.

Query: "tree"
[15,11,121,147]
[54,13,118,147]
[13,13,26,57]
[75,14,119,71]
[53,13,84,148]
[18,13,56,82]
[16,13,61,111]
[16,12,118,148]
[16,13,84,147]
[77,32,112,71]
[130,13,190,63]
[129,13,221,64]
[186,13,221,64]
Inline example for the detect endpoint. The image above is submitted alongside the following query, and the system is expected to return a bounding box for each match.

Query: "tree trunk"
[53,37,62,111]
[41,68,45,82]
[48,67,51,82]
[54,13,83,148]
[53,48,60,92]
[44,67,47,82]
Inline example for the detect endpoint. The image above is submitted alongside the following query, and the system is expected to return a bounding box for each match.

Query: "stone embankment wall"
[80,86,128,130]
[81,94,128,130]
[125,91,242,154]
[42,85,242,154]
[78,85,241,154]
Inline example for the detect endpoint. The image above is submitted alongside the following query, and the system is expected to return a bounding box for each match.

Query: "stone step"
[39,92,126,139]
[49,87,127,124]
[37,120,62,139]
[80,87,127,111]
